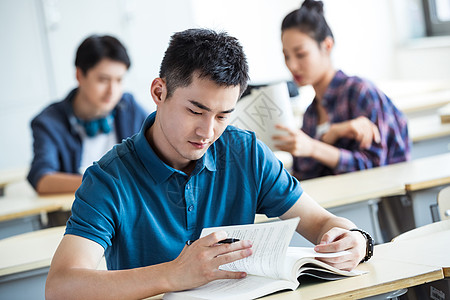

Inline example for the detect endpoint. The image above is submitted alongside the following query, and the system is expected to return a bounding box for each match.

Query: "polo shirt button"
[188,205,194,211]
[186,184,190,190]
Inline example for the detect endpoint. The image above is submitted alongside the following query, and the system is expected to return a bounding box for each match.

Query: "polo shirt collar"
[134,112,216,183]
[203,146,216,172]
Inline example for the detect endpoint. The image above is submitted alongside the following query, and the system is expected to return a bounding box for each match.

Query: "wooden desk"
[0,197,62,223]
[299,152,450,243]
[380,81,450,159]
[0,227,64,299]
[376,221,450,278]
[302,152,450,207]
[409,113,450,143]
[0,182,74,239]
[2,225,446,300]
[301,172,404,209]
[400,153,450,227]
[263,256,443,300]
[401,153,450,192]
[380,80,450,115]
[267,221,450,299]
[0,196,61,239]
[0,167,28,196]
[394,89,450,115]
[0,226,65,277]
[0,226,106,299]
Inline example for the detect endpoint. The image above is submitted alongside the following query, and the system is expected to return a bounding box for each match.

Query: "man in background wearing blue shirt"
[28,35,147,195]
[46,28,369,299]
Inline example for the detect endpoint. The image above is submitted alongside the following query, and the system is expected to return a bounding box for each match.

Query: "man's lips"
[189,141,209,149]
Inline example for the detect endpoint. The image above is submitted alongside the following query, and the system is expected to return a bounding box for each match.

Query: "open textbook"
[164,218,365,300]
[229,82,296,151]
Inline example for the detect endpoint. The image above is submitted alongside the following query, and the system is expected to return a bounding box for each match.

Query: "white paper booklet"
[164,218,365,300]
[229,82,296,151]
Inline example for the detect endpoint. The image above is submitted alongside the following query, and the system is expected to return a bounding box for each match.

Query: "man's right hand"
[165,231,253,291]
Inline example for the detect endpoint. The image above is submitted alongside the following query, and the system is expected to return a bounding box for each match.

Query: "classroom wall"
[1,0,450,171]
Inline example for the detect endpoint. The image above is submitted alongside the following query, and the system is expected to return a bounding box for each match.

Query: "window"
[423,0,450,36]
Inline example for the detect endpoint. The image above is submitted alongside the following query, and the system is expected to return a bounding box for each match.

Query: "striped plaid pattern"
[293,70,411,180]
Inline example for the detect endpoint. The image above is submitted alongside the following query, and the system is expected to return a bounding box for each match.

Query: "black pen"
[217,238,240,244]
[185,238,240,246]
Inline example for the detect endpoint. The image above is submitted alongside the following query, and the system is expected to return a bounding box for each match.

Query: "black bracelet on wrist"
[349,228,374,263]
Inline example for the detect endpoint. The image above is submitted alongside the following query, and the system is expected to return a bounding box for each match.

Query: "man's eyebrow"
[189,100,235,114]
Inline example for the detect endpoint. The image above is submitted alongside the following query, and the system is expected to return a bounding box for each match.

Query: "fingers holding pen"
[191,232,253,270]
[168,232,252,290]
[194,231,253,262]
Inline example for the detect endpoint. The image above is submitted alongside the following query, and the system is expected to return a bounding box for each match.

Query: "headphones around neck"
[77,110,116,137]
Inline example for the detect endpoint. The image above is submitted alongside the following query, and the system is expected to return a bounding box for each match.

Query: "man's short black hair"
[159,28,249,98]
[75,35,131,74]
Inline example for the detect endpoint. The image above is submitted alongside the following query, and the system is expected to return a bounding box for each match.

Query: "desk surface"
[0,192,74,223]
[1,226,447,300]
[4,153,450,220]
[0,167,27,189]
[147,259,445,299]
[263,256,443,300]
[394,89,450,114]
[0,180,75,222]
[408,113,450,142]
[379,80,450,114]
[0,196,62,222]
[376,226,450,277]
[301,152,450,207]
[0,226,65,277]
[265,221,450,299]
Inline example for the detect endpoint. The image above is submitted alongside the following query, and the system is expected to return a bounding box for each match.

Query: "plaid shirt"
[293,70,411,180]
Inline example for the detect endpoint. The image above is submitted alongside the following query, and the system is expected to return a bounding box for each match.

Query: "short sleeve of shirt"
[65,161,122,250]
[251,136,303,217]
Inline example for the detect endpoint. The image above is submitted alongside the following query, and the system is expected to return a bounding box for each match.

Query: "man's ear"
[75,67,84,84]
[150,78,167,106]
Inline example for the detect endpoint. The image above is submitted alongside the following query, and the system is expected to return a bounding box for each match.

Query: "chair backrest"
[437,186,450,221]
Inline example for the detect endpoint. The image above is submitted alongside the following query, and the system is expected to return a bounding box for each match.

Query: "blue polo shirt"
[66,112,303,270]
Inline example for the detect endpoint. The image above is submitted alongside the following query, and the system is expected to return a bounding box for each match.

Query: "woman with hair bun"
[273,0,411,180]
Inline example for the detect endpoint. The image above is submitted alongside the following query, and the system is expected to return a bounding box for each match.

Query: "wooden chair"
[392,219,450,242]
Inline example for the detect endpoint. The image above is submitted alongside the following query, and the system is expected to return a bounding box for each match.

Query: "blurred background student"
[273,0,411,181]
[273,0,414,242]
[27,35,147,196]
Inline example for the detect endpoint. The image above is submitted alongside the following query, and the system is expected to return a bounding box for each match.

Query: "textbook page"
[200,217,299,280]
[283,247,365,281]
[229,82,296,151]
[164,274,297,300]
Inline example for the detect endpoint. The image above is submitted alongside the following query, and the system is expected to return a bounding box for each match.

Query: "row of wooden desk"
[1,151,450,244]
[301,152,449,208]
[290,152,450,247]
[1,220,449,300]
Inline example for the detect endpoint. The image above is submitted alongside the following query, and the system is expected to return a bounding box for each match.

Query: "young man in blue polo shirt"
[46,29,370,299]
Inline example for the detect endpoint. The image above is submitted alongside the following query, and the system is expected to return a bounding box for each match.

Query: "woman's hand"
[321,116,380,149]
[273,124,316,157]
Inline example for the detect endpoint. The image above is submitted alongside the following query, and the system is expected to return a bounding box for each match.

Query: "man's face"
[150,75,240,171]
[76,58,128,117]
